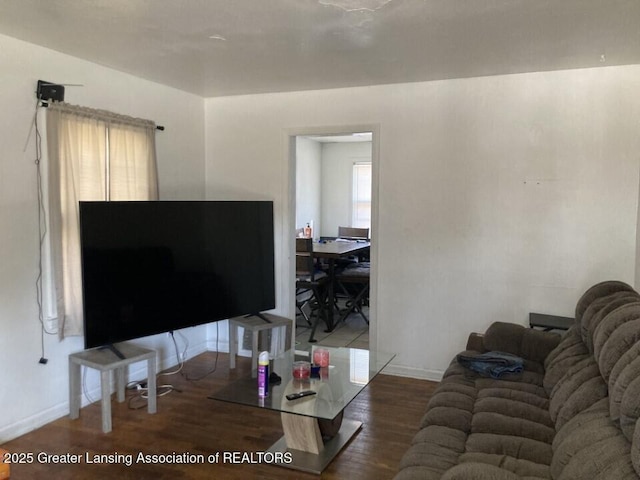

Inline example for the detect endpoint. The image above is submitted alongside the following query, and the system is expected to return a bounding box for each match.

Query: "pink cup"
[313,348,330,367]
[293,361,311,379]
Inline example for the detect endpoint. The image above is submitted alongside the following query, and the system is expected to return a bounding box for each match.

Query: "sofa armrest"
[466,332,486,352]
[483,321,561,364]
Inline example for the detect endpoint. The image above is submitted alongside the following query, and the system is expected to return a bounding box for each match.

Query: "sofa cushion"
[596,312,640,382]
[411,424,467,448]
[442,461,546,480]
[394,465,444,480]
[421,406,473,432]
[396,425,467,480]
[581,293,639,351]
[631,420,640,477]
[475,395,552,424]
[611,352,640,428]
[483,322,560,365]
[427,389,475,412]
[551,398,637,479]
[574,280,636,325]
[543,327,589,395]
[580,293,640,353]
[548,356,608,429]
[399,434,462,472]
[620,375,640,441]
[465,433,553,465]
[457,453,549,478]
[475,378,547,397]
[478,387,549,411]
[472,412,555,444]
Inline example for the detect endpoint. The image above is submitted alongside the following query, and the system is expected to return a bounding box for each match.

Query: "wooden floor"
[2,352,436,480]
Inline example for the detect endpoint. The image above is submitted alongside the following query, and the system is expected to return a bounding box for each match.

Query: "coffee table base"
[266,419,362,474]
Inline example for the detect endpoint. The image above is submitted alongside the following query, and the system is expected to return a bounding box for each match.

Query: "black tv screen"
[79,201,275,349]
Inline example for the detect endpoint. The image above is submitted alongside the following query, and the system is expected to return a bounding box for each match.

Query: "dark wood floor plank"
[2,352,436,479]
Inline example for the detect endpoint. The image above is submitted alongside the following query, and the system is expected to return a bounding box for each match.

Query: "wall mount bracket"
[36,80,65,105]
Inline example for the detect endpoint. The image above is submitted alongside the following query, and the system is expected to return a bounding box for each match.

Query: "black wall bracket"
[37,80,65,105]
[33,80,165,130]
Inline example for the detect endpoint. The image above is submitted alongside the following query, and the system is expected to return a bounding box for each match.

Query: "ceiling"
[303,132,373,143]
[0,0,638,98]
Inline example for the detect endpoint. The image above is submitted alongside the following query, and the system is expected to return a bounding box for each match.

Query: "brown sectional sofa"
[395,280,640,479]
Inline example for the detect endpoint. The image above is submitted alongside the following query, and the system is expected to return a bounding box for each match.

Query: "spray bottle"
[258,351,269,397]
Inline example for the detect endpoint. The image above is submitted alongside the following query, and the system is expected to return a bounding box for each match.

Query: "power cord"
[183,323,220,382]
[126,382,180,410]
[161,331,188,377]
[32,97,57,365]
[80,328,222,410]
[81,366,95,405]
[125,331,187,410]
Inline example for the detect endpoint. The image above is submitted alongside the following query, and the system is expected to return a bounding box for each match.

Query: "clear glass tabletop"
[210,346,395,420]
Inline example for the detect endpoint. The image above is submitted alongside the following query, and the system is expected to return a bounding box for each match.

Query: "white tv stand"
[68,344,157,433]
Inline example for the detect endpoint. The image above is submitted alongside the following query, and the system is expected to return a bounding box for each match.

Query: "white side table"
[229,314,293,376]
[69,344,157,433]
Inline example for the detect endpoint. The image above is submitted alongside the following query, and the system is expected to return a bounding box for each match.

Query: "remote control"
[286,390,317,401]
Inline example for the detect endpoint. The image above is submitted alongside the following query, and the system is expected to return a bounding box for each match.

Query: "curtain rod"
[39,101,165,131]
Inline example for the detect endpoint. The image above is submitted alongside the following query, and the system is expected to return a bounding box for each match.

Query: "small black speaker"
[37,80,65,103]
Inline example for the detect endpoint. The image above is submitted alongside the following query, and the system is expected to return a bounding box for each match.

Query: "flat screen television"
[79,200,275,350]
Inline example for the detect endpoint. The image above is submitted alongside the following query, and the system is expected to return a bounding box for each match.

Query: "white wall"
[205,66,640,380]
[320,141,372,237]
[295,137,322,235]
[0,34,206,442]
[295,139,372,238]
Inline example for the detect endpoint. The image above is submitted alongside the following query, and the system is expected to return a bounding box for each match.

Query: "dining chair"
[336,226,370,265]
[295,237,329,343]
[337,226,369,240]
[335,262,370,325]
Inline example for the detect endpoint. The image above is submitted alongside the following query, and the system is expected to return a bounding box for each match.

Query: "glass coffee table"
[210,346,395,474]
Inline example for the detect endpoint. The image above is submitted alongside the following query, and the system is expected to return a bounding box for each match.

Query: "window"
[352,162,372,231]
[45,103,158,337]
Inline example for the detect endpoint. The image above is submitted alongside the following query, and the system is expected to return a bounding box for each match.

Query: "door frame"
[285,124,380,350]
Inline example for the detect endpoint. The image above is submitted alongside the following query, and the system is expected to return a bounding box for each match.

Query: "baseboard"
[0,342,209,444]
[0,402,69,444]
[382,363,444,382]
[207,339,229,353]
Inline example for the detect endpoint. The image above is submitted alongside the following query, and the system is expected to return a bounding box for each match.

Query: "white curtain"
[109,122,158,200]
[46,102,158,338]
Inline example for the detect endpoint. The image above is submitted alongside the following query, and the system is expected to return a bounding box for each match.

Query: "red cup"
[313,348,330,367]
[293,361,311,379]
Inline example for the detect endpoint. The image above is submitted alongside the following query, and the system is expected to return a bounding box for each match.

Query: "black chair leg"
[307,285,328,343]
[336,281,369,325]
[296,299,313,326]
[308,317,319,343]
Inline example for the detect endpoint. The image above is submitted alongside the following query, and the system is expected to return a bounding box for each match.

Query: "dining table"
[311,240,371,331]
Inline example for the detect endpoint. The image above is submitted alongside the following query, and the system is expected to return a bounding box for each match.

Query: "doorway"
[289,128,378,351]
